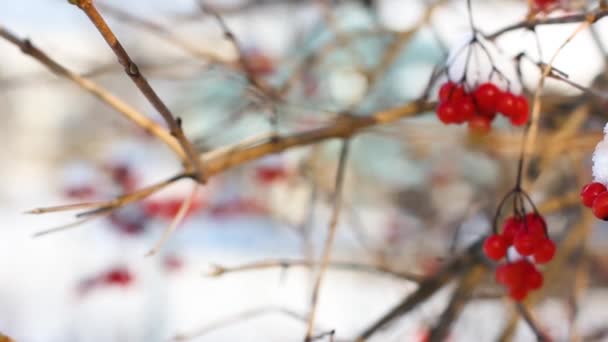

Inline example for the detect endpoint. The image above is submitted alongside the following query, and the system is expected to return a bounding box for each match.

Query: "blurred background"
[2,0,608,341]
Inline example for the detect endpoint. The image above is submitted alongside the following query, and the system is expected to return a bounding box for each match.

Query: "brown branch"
[145,183,198,256]
[0,25,185,159]
[205,259,422,282]
[486,7,608,40]
[201,5,263,91]
[428,264,486,342]
[97,2,230,65]
[497,306,519,342]
[200,99,434,177]
[355,239,484,341]
[27,172,191,217]
[516,303,551,341]
[68,0,204,181]
[304,140,350,341]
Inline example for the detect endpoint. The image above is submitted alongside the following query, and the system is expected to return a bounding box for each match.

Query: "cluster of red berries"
[436,81,529,134]
[495,259,543,301]
[483,213,556,300]
[581,182,608,220]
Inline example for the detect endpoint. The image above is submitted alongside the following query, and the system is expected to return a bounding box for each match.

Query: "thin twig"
[145,183,198,256]
[205,259,421,282]
[304,140,350,341]
[27,173,191,217]
[428,264,486,342]
[516,303,550,341]
[98,2,230,65]
[523,20,591,188]
[486,7,608,40]
[0,25,184,159]
[356,239,484,341]
[68,0,204,181]
[200,99,435,177]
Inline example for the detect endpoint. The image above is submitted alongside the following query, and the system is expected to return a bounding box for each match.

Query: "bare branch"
[205,259,421,282]
[68,0,204,181]
[0,25,185,159]
[304,140,350,341]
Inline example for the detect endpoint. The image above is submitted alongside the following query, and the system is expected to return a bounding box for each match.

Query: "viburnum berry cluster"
[580,182,608,220]
[483,212,556,301]
[436,81,529,134]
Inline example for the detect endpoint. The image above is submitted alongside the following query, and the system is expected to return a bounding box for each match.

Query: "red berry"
[483,234,508,260]
[103,268,133,286]
[510,95,529,126]
[164,255,183,272]
[468,115,491,135]
[495,264,509,284]
[439,82,465,103]
[439,82,456,102]
[533,0,557,10]
[478,108,497,121]
[256,166,288,184]
[436,102,458,124]
[525,213,546,238]
[593,191,608,220]
[514,232,538,256]
[503,262,525,288]
[534,238,556,264]
[501,217,523,245]
[473,82,500,113]
[245,50,275,76]
[526,268,544,290]
[496,92,517,117]
[580,182,607,208]
[454,96,476,123]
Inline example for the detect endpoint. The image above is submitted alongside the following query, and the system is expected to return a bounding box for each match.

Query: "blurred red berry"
[502,216,523,245]
[581,182,607,208]
[495,264,510,284]
[454,96,476,123]
[525,213,546,237]
[255,165,288,184]
[110,164,137,193]
[64,185,96,200]
[438,82,465,102]
[483,234,508,260]
[509,95,530,126]
[468,115,492,135]
[533,0,557,10]
[436,102,458,124]
[473,82,500,113]
[439,82,456,102]
[245,50,275,76]
[526,268,544,290]
[593,192,608,220]
[514,232,538,256]
[102,267,133,287]
[534,238,556,264]
[164,255,183,272]
[497,91,517,117]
